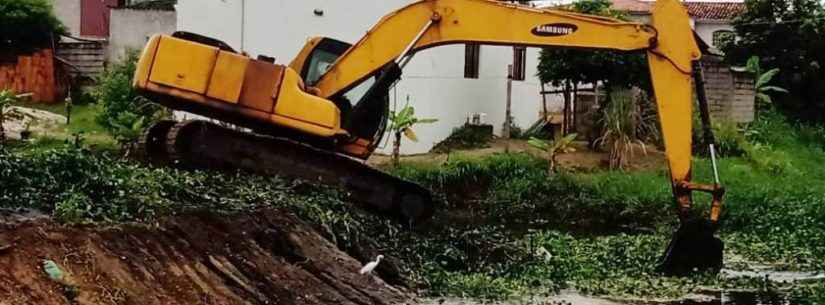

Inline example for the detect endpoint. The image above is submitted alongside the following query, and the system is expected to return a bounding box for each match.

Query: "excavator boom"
[133,0,724,275]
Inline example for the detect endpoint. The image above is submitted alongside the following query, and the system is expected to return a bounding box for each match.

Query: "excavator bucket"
[646,0,725,275]
[658,217,723,275]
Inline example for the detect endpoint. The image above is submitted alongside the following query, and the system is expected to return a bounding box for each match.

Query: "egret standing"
[359,255,384,275]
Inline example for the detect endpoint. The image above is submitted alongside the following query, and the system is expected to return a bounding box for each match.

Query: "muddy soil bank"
[0,209,411,305]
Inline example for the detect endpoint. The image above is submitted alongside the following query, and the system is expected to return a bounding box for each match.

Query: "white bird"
[359,255,384,275]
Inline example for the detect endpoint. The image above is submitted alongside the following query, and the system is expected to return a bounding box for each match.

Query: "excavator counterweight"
[133,0,725,275]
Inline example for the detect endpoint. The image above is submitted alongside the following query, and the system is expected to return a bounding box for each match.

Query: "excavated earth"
[0,209,412,305]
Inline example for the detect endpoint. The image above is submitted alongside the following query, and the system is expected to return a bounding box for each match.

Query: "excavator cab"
[291,37,394,158]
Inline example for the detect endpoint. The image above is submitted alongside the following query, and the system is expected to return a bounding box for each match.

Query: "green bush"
[713,120,748,157]
[93,50,165,144]
[0,0,65,53]
[431,124,493,153]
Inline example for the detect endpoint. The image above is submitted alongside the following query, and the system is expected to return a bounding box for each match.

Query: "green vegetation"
[2,107,823,302]
[389,111,825,300]
[93,51,166,148]
[0,0,65,53]
[595,90,652,169]
[431,124,494,153]
[745,56,788,109]
[722,0,825,122]
[0,90,15,143]
[8,100,115,149]
[528,133,577,175]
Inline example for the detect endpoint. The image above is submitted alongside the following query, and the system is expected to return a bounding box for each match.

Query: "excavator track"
[154,120,433,226]
[136,120,176,166]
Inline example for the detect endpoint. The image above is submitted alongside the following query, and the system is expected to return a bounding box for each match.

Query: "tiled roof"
[611,0,653,14]
[610,1,745,21]
[684,2,745,20]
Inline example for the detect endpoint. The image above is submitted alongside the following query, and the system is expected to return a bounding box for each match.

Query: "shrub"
[0,90,15,143]
[431,124,493,153]
[713,120,748,157]
[595,89,648,169]
[94,50,165,146]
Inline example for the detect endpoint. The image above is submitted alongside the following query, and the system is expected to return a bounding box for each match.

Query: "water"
[420,289,813,305]
[721,269,825,283]
[677,291,796,305]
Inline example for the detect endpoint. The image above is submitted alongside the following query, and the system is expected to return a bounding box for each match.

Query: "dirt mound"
[0,209,412,305]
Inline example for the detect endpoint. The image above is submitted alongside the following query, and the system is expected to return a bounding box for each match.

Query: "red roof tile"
[610,1,745,21]
[611,0,653,13]
[684,2,745,20]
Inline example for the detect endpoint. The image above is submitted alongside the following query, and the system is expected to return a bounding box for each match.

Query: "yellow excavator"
[133,0,725,275]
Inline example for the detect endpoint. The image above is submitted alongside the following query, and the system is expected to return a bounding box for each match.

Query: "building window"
[712,30,735,49]
[464,43,480,79]
[512,47,527,81]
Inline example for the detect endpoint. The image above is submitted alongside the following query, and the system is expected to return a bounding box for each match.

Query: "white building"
[610,0,745,52]
[175,0,559,155]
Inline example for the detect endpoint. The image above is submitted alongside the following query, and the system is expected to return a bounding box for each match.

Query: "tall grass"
[595,89,655,169]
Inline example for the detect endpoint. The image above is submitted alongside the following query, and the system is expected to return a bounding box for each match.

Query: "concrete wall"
[51,0,82,37]
[109,9,177,62]
[175,0,559,155]
[702,55,755,123]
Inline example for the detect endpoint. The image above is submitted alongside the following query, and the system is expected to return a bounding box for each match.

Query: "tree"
[536,0,650,94]
[721,0,825,122]
[0,0,65,54]
[388,101,438,166]
[536,0,650,149]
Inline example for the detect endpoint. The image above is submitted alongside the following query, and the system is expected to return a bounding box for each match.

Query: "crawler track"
[142,120,433,226]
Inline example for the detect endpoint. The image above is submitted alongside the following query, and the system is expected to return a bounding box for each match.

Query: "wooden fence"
[0,49,59,103]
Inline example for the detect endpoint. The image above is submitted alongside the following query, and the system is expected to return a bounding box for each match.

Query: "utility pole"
[504,64,513,139]
[540,82,548,119]
[240,0,246,52]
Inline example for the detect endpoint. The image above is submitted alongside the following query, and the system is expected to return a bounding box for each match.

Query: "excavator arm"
[312,0,723,274]
[314,0,713,216]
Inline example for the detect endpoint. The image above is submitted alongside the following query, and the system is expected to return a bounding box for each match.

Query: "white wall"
[176,0,560,154]
[51,0,82,37]
[695,21,734,49]
[109,9,177,62]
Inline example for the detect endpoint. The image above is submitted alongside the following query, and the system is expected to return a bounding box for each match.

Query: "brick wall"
[701,55,755,123]
[0,49,59,103]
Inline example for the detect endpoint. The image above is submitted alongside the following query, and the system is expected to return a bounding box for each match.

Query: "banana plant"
[528,133,577,175]
[388,102,437,166]
[745,56,788,108]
